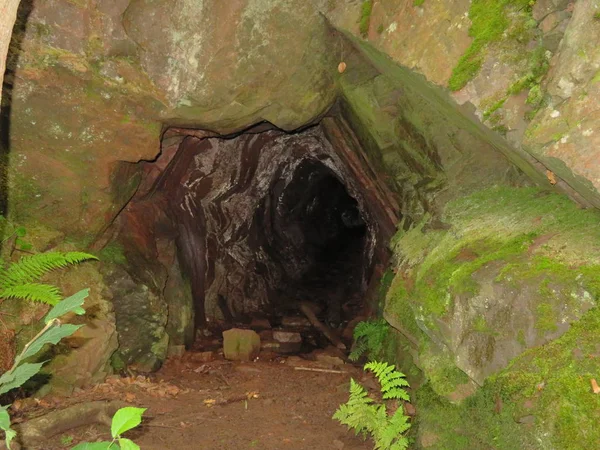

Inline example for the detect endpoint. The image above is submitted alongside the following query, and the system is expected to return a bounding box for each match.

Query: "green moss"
[483,98,506,118]
[378,268,395,304]
[359,0,373,37]
[413,0,425,6]
[535,302,558,333]
[517,329,526,346]
[449,0,536,91]
[96,242,127,265]
[488,307,600,448]
[415,382,530,449]
[473,315,496,334]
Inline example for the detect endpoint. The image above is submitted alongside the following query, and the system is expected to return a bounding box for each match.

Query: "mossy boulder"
[385,186,600,447]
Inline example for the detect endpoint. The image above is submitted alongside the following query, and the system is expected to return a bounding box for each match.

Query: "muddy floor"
[17,348,378,450]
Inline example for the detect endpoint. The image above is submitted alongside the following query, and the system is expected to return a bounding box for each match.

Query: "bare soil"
[17,350,375,450]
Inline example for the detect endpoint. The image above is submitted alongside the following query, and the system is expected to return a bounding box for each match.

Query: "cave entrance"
[120,120,397,353]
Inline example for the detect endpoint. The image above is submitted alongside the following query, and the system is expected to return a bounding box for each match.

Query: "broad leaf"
[71,442,119,450]
[0,405,11,430]
[111,407,146,438]
[0,362,45,395]
[16,324,82,364]
[45,289,89,323]
[118,438,140,450]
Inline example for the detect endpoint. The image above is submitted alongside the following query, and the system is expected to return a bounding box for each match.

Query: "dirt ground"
[15,348,379,450]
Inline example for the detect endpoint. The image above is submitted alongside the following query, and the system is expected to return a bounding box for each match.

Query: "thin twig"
[294,367,346,374]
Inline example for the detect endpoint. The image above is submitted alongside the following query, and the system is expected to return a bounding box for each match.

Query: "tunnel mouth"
[118,121,396,355]
[260,158,369,329]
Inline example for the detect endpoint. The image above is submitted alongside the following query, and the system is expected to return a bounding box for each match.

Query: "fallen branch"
[8,400,126,449]
[299,302,346,350]
[294,367,346,374]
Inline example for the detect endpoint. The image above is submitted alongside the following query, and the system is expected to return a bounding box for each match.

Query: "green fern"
[0,252,97,305]
[333,361,411,450]
[349,319,390,362]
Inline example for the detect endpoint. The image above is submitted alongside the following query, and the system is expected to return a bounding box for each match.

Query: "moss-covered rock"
[385,185,600,447]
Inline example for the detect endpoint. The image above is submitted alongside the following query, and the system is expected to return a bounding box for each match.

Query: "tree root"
[1,400,126,450]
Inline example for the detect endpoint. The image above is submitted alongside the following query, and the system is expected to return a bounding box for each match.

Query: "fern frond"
[365,361,410,401]
[349,339,368,362]
[351,319,389,361]
[0,252,97,288]
[333,379,379,437]
[0,283,62,305]
[334,364,412,450]
[374,409,411,450]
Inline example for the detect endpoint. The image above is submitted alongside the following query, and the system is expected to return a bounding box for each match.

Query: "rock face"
[384,186,600,447]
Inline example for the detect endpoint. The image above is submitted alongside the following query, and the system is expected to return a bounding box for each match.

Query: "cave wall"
[122,127,385,327]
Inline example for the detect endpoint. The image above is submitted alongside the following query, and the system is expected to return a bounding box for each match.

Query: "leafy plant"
[71,406,146,450]
[0,251,97,305]
[333,361,411,450]
[0,289,90,449]
[0,217,32,252]
[349,319,390,362]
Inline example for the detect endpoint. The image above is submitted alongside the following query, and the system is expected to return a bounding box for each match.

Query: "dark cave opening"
[118,122,396,353]
[255,159,369,328]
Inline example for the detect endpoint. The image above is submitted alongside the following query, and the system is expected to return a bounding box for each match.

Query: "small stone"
[314,353,345,368]
[222,328,261,361]
[333,439,344,449]
[403,402,416,416]
[273,330,302,343]
[249,318,272,331]
[281,316,311,328]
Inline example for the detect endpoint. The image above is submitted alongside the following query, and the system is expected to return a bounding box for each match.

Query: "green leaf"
[0,362,45,395]
[45,289,89,323]
[4,428,16,450]
[71,442,119,450]
[16,323,82,364]
[118,438,140,450]
[111,407,146,438]
[0,405,11,430]
[18,242,33,251]
[0,406,16,450]
[15,227,26,237]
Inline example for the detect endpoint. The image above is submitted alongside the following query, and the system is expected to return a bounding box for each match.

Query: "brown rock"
[249,318,272,331]
[281,316,312,328]
[273,330,302,343]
